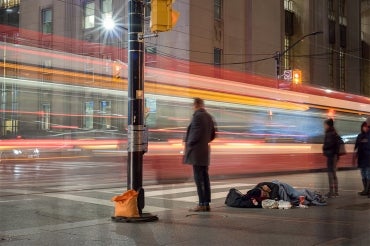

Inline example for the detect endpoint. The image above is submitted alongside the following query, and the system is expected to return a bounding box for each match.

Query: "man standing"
[322,118,339,198]
[184,98,216,212]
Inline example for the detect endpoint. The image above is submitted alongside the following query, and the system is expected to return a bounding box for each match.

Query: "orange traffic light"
[112,61,122,78]
[292,69,302,84]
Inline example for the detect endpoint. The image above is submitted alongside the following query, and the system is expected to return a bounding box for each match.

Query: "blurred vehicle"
[0,146,40,163]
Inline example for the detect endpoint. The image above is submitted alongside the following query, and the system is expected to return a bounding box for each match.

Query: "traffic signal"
[292,69,302,84]
[112,61,122,78]
[150,0,180,33]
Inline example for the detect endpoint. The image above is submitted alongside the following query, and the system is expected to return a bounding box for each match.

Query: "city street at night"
[1,0,370,245]
[1,160,370,245]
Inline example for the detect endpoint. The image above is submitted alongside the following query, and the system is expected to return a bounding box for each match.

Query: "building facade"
[1,0,366,94]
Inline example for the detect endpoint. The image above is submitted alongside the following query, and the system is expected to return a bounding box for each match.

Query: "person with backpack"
[323,118,339,198]
[354,121,370,196]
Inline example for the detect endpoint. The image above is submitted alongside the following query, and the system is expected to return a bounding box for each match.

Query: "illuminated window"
[0,0,20,9]
[101,0,112,23]
[284,36,290,69]
[84,1,95,29]
[83,101,94,129]
[214,0,222,20]
[42,9,52,34]
[214,48,222,65]
[100,101,111,129]
[41,104,50,130]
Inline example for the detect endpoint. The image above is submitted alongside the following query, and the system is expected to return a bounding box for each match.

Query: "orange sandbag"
[111,189,140,217]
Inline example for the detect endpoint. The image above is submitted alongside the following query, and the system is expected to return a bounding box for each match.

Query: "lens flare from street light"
[103,16,116,31]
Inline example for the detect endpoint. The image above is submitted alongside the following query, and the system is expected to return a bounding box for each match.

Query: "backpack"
[336,134,346,156]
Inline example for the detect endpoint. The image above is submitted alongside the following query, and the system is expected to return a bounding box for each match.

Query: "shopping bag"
[111,189,140,217]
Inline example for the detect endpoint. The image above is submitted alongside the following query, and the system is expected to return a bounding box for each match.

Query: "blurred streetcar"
[0,26,369,179]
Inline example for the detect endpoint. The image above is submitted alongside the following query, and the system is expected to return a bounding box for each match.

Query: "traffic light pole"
[125,0,156,221]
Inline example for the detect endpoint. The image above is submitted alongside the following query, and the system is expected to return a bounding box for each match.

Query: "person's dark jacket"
[254,182,279,200]
[184,108,216,166]
[355,132,370,168]
[323,127,338,157]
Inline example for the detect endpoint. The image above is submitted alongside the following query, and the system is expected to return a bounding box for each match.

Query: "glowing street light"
[102,15,116,31]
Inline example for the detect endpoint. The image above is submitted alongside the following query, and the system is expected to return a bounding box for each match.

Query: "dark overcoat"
[323,127,337,157]
[184,108,216,166]
[355,132,370,168]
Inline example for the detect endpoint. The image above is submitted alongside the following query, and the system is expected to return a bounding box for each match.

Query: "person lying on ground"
[225,181,326,208]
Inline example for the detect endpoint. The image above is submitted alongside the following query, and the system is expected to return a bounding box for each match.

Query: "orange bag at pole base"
[111,189,140,218]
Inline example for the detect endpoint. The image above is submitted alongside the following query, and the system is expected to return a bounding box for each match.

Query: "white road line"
[171,191,230,202]
[40,193,168,213]
[98,183,254,196]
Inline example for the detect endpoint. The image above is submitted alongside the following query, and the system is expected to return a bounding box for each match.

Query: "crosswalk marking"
[40,193,169,213]
[1,182,257,213]
[97,183,254,197]
[171,191,230,202]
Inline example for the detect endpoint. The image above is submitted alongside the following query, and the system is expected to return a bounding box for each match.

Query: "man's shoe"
[205,205,211,212]
[189,205,207,212]
[359,190,368,196]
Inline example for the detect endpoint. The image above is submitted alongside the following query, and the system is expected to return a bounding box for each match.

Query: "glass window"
[84,1,95,29]
[144,0,151,18]
[100,101,111,129]
[214,48,222,65]
[101,0,112,13]
[214,0,222,20]
[339,0,346,17]
[41,104,50,130]
[83,101,94,129]
[101,0,112,21]
[42,9,52,34]
[0,0,20,8]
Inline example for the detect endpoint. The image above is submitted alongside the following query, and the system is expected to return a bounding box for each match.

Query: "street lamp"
[106,0,157,222]
[102,15,116,31]
[275,31,323,79]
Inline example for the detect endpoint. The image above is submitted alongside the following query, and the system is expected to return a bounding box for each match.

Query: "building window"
[328,0,334,20]
[101,0,112,23]
[339,49,345,91]
[144,0,151,18]
[0,0,20,8]
[42,9,52,34]
[41,104,50,130]
[84,1,95,29]
[284,37,290,70]
[214,48,222,65]
[284,0,293,11]
[100,101,111,129]
[83,101,94,129]
[214,0,222,20]
[339,0,346,17]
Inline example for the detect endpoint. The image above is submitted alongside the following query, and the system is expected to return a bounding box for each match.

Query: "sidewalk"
[1,170,370,246]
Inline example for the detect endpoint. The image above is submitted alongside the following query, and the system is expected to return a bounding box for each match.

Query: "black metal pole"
[127,0,145,214]
[275,51,281,80]
[275,31,323,79]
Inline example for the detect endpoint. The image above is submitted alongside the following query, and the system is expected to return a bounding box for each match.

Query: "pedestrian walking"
[184,98,216,212]
[322,118,339,198]
[353,121,370,196]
